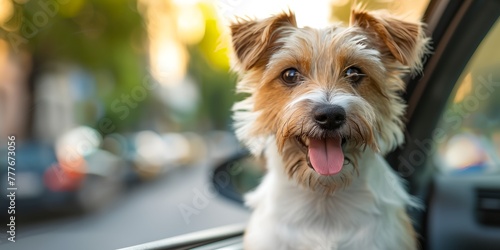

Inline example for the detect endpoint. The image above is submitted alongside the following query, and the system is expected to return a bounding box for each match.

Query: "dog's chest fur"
[244,141,416,250]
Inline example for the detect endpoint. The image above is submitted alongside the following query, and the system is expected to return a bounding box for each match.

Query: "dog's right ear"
[230,11,297,70]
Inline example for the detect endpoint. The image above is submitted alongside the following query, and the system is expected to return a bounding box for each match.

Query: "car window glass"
[433,19,500,174]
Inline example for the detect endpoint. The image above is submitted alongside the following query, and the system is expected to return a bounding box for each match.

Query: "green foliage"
[1,0,148,132]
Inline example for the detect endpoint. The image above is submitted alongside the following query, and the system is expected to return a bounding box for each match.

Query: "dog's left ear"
[350,10,430,73]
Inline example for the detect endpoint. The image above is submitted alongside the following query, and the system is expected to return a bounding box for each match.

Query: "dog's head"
[230,9,430,192]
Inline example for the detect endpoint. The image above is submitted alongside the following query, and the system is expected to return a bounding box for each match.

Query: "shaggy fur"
[230,9,430,250]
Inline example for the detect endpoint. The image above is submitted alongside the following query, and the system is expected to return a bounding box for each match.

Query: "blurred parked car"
[0,126,214,218]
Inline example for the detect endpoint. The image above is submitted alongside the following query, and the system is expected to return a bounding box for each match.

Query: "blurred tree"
[188,5,237,131]
[1,0,147,134]
[0,0,263,135]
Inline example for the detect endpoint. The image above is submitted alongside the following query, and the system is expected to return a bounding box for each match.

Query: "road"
[3,160,250,250]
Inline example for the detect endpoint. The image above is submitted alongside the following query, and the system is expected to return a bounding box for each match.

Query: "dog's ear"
[350,9,430,73]
[230,11,297,70]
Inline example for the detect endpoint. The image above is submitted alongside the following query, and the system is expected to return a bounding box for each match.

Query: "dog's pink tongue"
[308,136,344,175]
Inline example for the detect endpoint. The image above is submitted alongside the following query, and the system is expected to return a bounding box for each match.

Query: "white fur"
[244,139,417,250]
[286,89,327,109]
[232,97,269,155]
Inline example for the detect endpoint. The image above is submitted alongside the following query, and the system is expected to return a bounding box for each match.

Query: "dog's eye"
[344,67,365,84]
[281,68,301,85]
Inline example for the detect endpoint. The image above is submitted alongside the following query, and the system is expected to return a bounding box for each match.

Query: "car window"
[433,19,500,174]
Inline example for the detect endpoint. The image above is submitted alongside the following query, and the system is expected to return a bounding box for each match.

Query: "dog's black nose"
[313,105,346,130]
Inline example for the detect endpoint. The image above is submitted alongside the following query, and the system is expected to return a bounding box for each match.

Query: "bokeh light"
[0,0,14,27]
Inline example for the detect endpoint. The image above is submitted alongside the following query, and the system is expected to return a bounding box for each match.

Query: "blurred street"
[2,160,250,250]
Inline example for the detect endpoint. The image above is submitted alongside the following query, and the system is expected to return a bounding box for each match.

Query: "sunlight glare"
[216,0,331,28]
[454,73,472,103]
[176,4,206,45]
[0,0,14,27]
[150,38,188,86]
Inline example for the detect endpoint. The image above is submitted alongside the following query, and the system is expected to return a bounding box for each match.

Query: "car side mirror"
[211,150,264,205]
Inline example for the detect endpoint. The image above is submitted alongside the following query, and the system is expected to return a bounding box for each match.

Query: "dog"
[229,8,430,250]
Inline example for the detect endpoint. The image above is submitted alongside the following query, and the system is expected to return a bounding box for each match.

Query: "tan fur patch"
[350,9,431,74]
[230,11,297,70]
[398,208,419,250]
